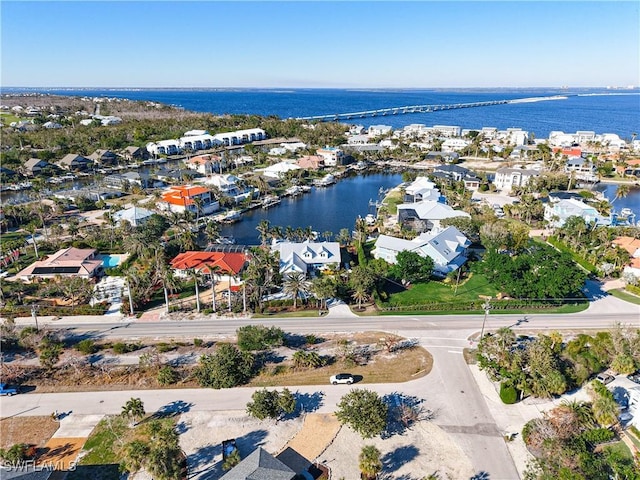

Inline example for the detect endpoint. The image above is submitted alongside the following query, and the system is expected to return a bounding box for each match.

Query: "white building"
[493,167,539,192]
[272,241,342,276]
[316,146,344,167]
[368,125,393,137]
[397,200,470,232]
[543,198,607,227]
[564,157,598,182]
[262,161,301,179]
[442,138,470,152]
[432,125,461,137]
[404,177,442,203]
[372,226,470,277]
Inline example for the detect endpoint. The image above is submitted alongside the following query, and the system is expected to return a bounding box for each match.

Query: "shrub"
[113,342,141,354]
[156,342,175,353]
[0,443,29,466]
[75,339,98,355]
[193,338,203,348]
[581,428,614,445]
[236,325,285,351]
[157,366,178,385]
[499,383,518,404]
[305,334,318,345]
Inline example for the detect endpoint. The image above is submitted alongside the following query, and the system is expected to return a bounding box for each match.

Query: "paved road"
[3,285,639,480]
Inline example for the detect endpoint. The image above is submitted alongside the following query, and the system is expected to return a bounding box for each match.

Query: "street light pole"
[126,280,134,316]
[479,298,491,343]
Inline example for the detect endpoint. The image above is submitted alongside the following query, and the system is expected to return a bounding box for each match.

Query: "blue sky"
[1,1,639,88]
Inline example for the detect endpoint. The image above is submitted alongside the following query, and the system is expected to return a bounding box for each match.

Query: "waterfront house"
[123,146,149,162]
[213,128,266,146]
[432,164,481,190]
[88,149,118,166]
[159,185,219,215]
[17,247,103,281]
[24,158,51,176]
[186,154,220,175]
[493,167,539,192]
[425,151,460,163]
[397,200,470,233]
[612,236,640,281]
[296,155,324,170]
[262,161,302,179]
[42,121,63,129]
[347,134,371,145]
[403,177,443,203]
[372,226,470,277]
[112,206,155,227]
[442,138,470,152]
[543,198,607,227]
[103,171,163,190]
[170,250,248,288]
[59,154,93,171]
[564,156,598,182]
[202,174,253,204]
[272,241,342,276]
[432,125,462,137]
[146,139,181,156]
[316,146,345,167]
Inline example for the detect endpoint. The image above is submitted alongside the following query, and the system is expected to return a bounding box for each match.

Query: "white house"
[404,177,442,203]
[316,147,344,167]
[564,157,598,182]
[372,226,470,277]
[202,174,253,203]
[368,125,393,137]
[262,161,302,179]
[543,198,607,227]
[442,138,470,152]
[112,206,155,227]
[272,241,341,276]
[432,125,461,137]
[397,200,470,232]
[494,167,539,192]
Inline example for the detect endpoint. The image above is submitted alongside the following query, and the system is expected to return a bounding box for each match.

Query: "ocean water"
[7,87,640,139]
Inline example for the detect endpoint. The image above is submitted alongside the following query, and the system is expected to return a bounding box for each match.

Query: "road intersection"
[2,281,639,479]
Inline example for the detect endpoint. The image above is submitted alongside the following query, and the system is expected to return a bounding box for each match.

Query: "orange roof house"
[297,155,324,170]
[612,236,640,270]
[170,251,248,276]
[159,185,219,214]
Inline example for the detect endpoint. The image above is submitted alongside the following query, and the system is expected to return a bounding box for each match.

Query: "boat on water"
[365,214,376,225]
[261,195,281,209]
[314,174,336,187]
[219,209,241,223]
[284,185,303,196]
[620,208,634,217]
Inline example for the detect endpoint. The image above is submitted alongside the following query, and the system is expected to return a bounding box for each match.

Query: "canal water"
[220,172,403,246]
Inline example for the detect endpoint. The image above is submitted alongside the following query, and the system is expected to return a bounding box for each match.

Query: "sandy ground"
[176,409,473,480]
[178,410,304,480]
[321,420,474,480]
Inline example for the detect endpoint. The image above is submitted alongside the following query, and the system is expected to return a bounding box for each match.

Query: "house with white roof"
[202,174,253,203]
[397,200,470,232]
[403,177,443,203]
[432,125,461,137]
[368,125,393,137]
[185,154,220,175]
[493,167,539,192]
[262,161,302,179]
[442,138,470,152]
[543,198,608,227]
[112,206,155,227]
[272,241,342,276]
[373,226,470,277]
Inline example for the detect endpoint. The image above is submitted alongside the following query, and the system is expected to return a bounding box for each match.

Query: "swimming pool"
[101,254,122,268]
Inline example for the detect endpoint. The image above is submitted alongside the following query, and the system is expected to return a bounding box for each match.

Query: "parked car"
[628,372,640,384]
[330,373,354,385]
[596,372,615,385]
[0,383,18,396]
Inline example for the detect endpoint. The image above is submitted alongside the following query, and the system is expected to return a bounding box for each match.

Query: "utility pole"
[479,298,492,343]
[126,280,134,316]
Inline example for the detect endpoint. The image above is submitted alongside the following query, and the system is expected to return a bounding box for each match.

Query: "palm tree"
[612,183,630,204]
[256,219,271,246]
[204,220,220,245]
[283,272,310,309]
[359,445,382,480]
[206,264,223,312]
[153,249,180,314]
[121,397,145,426]
[352,284,369,310]
[25,222,39,258]
[560,400,596,429]
[191,269,201,313]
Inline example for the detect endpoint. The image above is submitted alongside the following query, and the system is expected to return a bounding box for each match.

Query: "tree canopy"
[335,388,388,439]
[196,343,254,388]
[390,250,434,284]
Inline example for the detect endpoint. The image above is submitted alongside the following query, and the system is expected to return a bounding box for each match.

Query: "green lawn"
[603,440,633,459]
[379,189,404,215]
[609,289,640,305]
[384,272,497,306]
[78,416,129,465]
[0,111,21,125]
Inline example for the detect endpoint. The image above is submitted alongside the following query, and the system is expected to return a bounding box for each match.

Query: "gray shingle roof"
[220,448,295,480]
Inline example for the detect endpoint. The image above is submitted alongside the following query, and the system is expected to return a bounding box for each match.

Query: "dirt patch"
[38,438,87,469]
[0,416,59,450]
[281,413,341,462]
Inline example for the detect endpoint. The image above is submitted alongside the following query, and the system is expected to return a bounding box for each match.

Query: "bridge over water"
[295,96,567,122]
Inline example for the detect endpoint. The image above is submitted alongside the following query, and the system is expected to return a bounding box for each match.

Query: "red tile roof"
[161,185,211,206]
[170,251,247,275]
